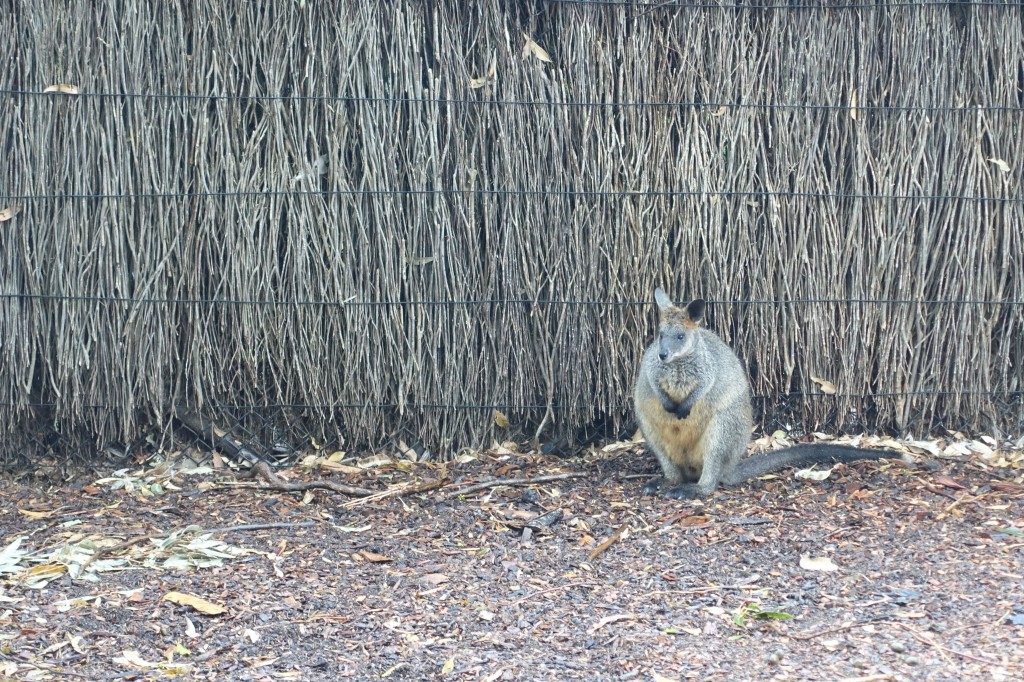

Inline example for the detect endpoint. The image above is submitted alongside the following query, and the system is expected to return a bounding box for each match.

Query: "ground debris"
[1,443,1021,680]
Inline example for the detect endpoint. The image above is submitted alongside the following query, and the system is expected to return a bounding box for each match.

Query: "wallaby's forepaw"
[664,484,704,500]
[642,476,666,496]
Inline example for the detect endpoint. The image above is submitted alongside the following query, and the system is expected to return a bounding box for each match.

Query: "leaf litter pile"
[1,433,1022,681]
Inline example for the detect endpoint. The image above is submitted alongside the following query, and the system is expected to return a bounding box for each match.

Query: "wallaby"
[633,288,906,499]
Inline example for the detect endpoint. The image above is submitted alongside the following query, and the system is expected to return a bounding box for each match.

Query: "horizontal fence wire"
[0,294,1021,308]
[4,390,1022,411]
[2,188,1022,203]
[1,87,1022,113]
[549,0,1024,9]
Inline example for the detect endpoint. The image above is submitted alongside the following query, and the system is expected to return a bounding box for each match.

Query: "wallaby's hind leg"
[664,417,746,500]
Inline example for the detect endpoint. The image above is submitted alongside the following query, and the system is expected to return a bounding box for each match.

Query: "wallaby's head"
[653,288,706,364]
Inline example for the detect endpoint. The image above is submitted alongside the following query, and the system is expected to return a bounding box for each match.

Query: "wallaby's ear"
[654,288,674,311]
[685,299,706,324]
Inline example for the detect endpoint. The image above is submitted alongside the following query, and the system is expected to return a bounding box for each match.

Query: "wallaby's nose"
[658,351,668,361]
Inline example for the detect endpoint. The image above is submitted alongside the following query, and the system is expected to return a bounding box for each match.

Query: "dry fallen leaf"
[355,454,393,469]
[905,439,941,456]
[114,650,158,669]
[469,57,497,89]
[20,563,66,587]
[493,410,510,428]
[850,88,858,120]
[933,475,966,491]
[420,573,450,586]
[794,466,834,481]
[521,34,552,63]
[587,613,636,634]
[18,508,56,520]
[356,550,392,563]
[320,459,365,475]
[799,554,839,572]
[0,205,21,222]
[711,105,727,117]
[441,657,455,675]
[162,591,226,616]
[810,376,838,395]
[988,158,1011,173]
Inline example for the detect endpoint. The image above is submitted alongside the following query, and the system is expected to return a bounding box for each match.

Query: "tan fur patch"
[661,307,698,329]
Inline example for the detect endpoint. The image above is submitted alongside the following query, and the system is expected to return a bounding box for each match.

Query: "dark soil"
[1,447,1022,681]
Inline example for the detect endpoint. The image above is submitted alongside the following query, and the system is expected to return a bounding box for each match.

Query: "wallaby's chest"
[641,397,710,471]
[656,367,700,403]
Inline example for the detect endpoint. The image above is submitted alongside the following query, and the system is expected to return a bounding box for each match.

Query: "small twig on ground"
[892,621,1007,667]
[249,461,374,497]
[342,478,448,508]
[646,583,764,598]
[193,644,233,663]
[789,621,864,641]
[441,472,586,500]
[588,524,627,560]
[937,494,972,519]
[207,521,318,534]
[78,535,152,574]
[509,581,596,607]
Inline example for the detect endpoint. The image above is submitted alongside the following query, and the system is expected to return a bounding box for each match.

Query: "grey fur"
[633,289,903,499]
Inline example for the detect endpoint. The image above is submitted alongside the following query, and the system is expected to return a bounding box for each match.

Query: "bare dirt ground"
[1,442,1022,681]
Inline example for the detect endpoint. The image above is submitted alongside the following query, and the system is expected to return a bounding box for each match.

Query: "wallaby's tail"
[730,444,905,484]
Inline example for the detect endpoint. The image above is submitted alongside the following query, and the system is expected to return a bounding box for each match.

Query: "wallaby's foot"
[642,476,666,496]
[664,484,705,500]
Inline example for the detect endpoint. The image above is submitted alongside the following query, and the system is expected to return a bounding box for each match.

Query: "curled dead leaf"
[43,83,80,94]
[0,205,21,222]
[115,650,158,669]
[356,550,392,563]
[18,508,55,520]
[794,466,833,481]
[493,410,509,428]
[933,474,966,491]
[810,376,838,395]
[162,591,226,616]
[420,573,450,586]
[587,613,636,634]
[988,158,1011,173]
[470,56,497,89]
[521,34,552,63]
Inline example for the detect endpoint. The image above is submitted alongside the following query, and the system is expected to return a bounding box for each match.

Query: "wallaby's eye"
[676,334,685,340]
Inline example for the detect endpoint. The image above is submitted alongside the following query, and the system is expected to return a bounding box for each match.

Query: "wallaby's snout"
[657,328,692,364]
